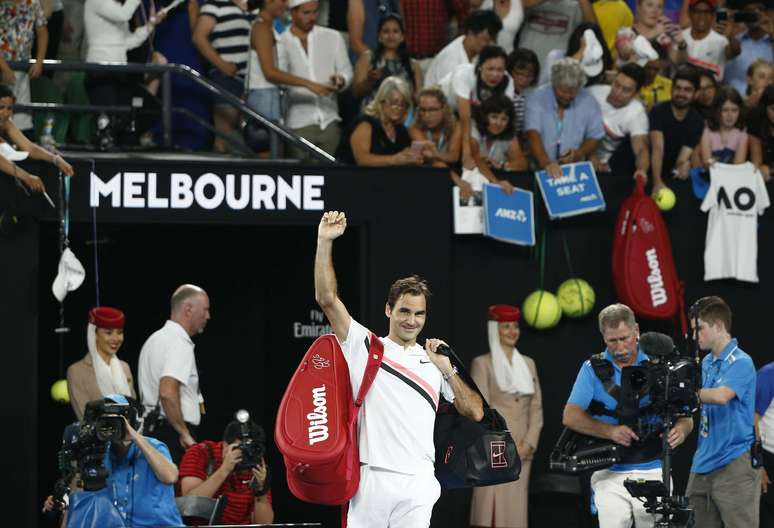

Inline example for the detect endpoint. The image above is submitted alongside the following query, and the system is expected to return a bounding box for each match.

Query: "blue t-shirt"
[691,339,756,474]
[567,348,662,472]
[104,437,183,528]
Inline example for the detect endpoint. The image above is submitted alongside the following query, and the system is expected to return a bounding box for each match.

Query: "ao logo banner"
[482,183,535,246]
[535,162,606,219]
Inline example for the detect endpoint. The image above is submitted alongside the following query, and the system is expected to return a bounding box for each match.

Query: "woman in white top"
[83,0,166,148]
[84,0,165,62]
[246,0,334,127]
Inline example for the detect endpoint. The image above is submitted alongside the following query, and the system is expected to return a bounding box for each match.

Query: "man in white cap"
[279,0,352,161]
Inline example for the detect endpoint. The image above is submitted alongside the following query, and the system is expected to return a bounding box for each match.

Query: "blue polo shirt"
[691,339,756,474]
[104,437,183,528]
[724,32,774,96]
[567,348,661,472]
[524,84,604,162]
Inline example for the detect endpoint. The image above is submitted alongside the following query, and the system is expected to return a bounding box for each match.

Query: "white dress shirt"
[138,320,203,426]
[278,25,353,130]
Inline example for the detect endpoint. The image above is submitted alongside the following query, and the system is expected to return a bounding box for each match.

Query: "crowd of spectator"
[0,0,773,196]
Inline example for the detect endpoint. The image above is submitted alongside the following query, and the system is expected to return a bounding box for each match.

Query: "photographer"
[179,413,273,524]
[44,394,182,528]
[562,303,693,528]
[686,296,760,528]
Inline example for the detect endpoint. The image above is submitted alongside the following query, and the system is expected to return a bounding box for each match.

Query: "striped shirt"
[179,440,272,524]
[200,0,255,76]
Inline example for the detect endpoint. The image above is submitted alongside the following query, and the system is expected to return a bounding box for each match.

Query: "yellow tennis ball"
[557,278,596,318]
[655,187,676,211]
[522,290,562,330]
[51,379,69,404]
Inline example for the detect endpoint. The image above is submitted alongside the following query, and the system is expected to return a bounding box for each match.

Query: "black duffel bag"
[433,345,521,489]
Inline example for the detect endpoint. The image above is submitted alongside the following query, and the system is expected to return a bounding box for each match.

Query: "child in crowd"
[506,48,539,138]
[700,86,748,166]
[471,95,527,177]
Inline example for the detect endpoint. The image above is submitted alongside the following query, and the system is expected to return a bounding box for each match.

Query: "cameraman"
[562,303,693,528]
[44,394,182,527]
[686,296,760,528]
[179,416,273,524]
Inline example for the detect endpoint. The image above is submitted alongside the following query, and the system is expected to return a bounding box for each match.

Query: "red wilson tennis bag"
[275,333,383,505]
[611,176,686,333]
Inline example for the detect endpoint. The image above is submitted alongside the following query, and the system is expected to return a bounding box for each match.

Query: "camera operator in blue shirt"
[46,394,183,528]
[686,296,760,528]
[562,303,693,528]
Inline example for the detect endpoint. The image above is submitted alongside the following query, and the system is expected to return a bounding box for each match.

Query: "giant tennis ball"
[557,278,596,318]
[654,186,676,211]
[51,379,69,404]
[522,290,562,330]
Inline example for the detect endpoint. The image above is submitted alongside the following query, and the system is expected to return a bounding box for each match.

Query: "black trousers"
[148,418,198,465]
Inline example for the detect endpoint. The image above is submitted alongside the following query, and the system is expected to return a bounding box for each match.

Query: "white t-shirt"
[138,320,203,425]
[339,319,454,475]
[681,29,729,79]
[438,63,515,111]
[424,36,472,88]
[701,162,770,282]
[589,85,649,163]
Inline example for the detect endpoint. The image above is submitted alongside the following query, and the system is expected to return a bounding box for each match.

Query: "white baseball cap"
[52,247,85,302]
[0,141,29,161]
[288,0,315,7]
[580,29,604,78]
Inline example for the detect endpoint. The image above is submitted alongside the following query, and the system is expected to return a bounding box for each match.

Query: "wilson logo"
[311,354,330,369]
[307,385,329,445]
[645,248,667,307]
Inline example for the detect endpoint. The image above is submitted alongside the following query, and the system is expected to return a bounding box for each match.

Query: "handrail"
[13,101,255,154]
[8,59,337,163]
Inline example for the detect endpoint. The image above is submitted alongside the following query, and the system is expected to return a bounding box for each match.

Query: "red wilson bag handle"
[353,332,384,413]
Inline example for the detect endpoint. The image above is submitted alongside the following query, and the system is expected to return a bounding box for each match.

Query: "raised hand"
[318,211,347,241]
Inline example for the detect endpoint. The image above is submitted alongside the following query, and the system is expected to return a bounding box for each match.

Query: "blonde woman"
[344,76,422,166]
[408,87,462,167]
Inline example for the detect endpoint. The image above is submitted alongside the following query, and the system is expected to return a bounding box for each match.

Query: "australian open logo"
[307,385,329,446]
[490,441,507,468]
[311,354,330,369]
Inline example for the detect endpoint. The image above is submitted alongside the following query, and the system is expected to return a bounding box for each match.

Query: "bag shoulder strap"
[590,352,620,402]
[441,345,492,410]
[354,332,384,408]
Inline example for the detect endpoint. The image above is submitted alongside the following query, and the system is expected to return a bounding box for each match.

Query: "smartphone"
[716,9,728,22]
